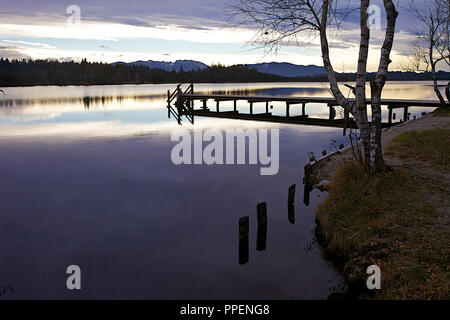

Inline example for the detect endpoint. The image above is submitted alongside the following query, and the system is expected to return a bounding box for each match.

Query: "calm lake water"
[0,81,442,299]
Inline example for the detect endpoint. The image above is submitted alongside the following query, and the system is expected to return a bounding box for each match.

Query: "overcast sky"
[0,0,447,71]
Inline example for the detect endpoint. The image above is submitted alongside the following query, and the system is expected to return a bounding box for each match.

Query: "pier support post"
[234,100,237,112]
[286,103,290,117]
[216,100,220,112]
[388,106,393,125]
[328,104,336,120]
[302,103,306,117]
[202,99,207,110]
[266,101,269,114]
[239,217,249,265]
[167,90,170,118]
[250,101,253,114]
[403,106,409,122]
[176,87,181,124]
[256,203,267,251]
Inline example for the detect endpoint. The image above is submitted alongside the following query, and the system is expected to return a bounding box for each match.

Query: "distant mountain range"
[111,60,326,77]
[112,60,208,72]
[246,62,326,77]
[109,59,450,81]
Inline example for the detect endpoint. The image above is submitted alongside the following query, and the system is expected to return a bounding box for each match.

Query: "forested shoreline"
[0,58,449,87]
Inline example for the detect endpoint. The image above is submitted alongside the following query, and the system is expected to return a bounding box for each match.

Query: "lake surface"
[0,81,442,299]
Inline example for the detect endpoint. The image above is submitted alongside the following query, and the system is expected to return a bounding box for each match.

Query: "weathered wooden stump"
[288,184,296,205]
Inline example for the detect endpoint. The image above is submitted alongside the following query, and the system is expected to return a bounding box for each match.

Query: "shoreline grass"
[316,128,450,299]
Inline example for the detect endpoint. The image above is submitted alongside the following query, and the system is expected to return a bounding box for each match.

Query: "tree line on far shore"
[0,58,449,87]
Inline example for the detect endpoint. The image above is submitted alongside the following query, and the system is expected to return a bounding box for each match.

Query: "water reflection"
[0,94,165,110]
[0,81,445,299]
[238,202,268,265]
[239,187,299,265]
[0,81,443,132]
[288,204,295,224]
[256,203,268,252]
[210,87,331,97]
[303,184,312,206]
[288,184,296,224]
[238,217,249,265]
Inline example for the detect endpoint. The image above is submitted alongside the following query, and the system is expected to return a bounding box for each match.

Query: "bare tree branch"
[404,0,449,105]
[227,0,398,172]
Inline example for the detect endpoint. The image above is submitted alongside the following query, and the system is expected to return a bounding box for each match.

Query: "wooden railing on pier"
[167,83,195,124]
[167,83,444,128]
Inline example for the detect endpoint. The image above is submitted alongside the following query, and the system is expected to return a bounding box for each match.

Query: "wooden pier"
[167,83,443,129]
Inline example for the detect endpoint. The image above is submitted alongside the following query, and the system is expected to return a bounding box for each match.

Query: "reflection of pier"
[167,83,442,128]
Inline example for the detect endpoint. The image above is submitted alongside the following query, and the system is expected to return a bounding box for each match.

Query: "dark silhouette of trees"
[0,58,448,88]
[0,58,289,86]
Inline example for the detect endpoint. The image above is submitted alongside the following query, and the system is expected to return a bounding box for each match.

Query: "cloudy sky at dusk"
[0,0,447,72]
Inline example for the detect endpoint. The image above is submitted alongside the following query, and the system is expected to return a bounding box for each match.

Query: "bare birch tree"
[228,0,398,173]
[404,0,450,106]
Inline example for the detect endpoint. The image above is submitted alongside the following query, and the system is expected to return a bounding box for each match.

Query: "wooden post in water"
[202,99,207,110]
[216,100,220,112]
[256,203,267,251]
[286,102,290,117]
[239,217,249,265]
[403,106,409,122]
[266,101,269,114]
[302,103,306,117]
[249,101,253,114]
[234,100,237,112]
[288,184,296,205]
[288,184,296,224]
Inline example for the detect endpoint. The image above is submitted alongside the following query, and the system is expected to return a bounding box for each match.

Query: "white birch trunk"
[369,0,398,173]
[356,0,371,167]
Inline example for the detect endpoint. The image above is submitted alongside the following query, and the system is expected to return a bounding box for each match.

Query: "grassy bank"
[433,106,450,117]
[316,128,449,299]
